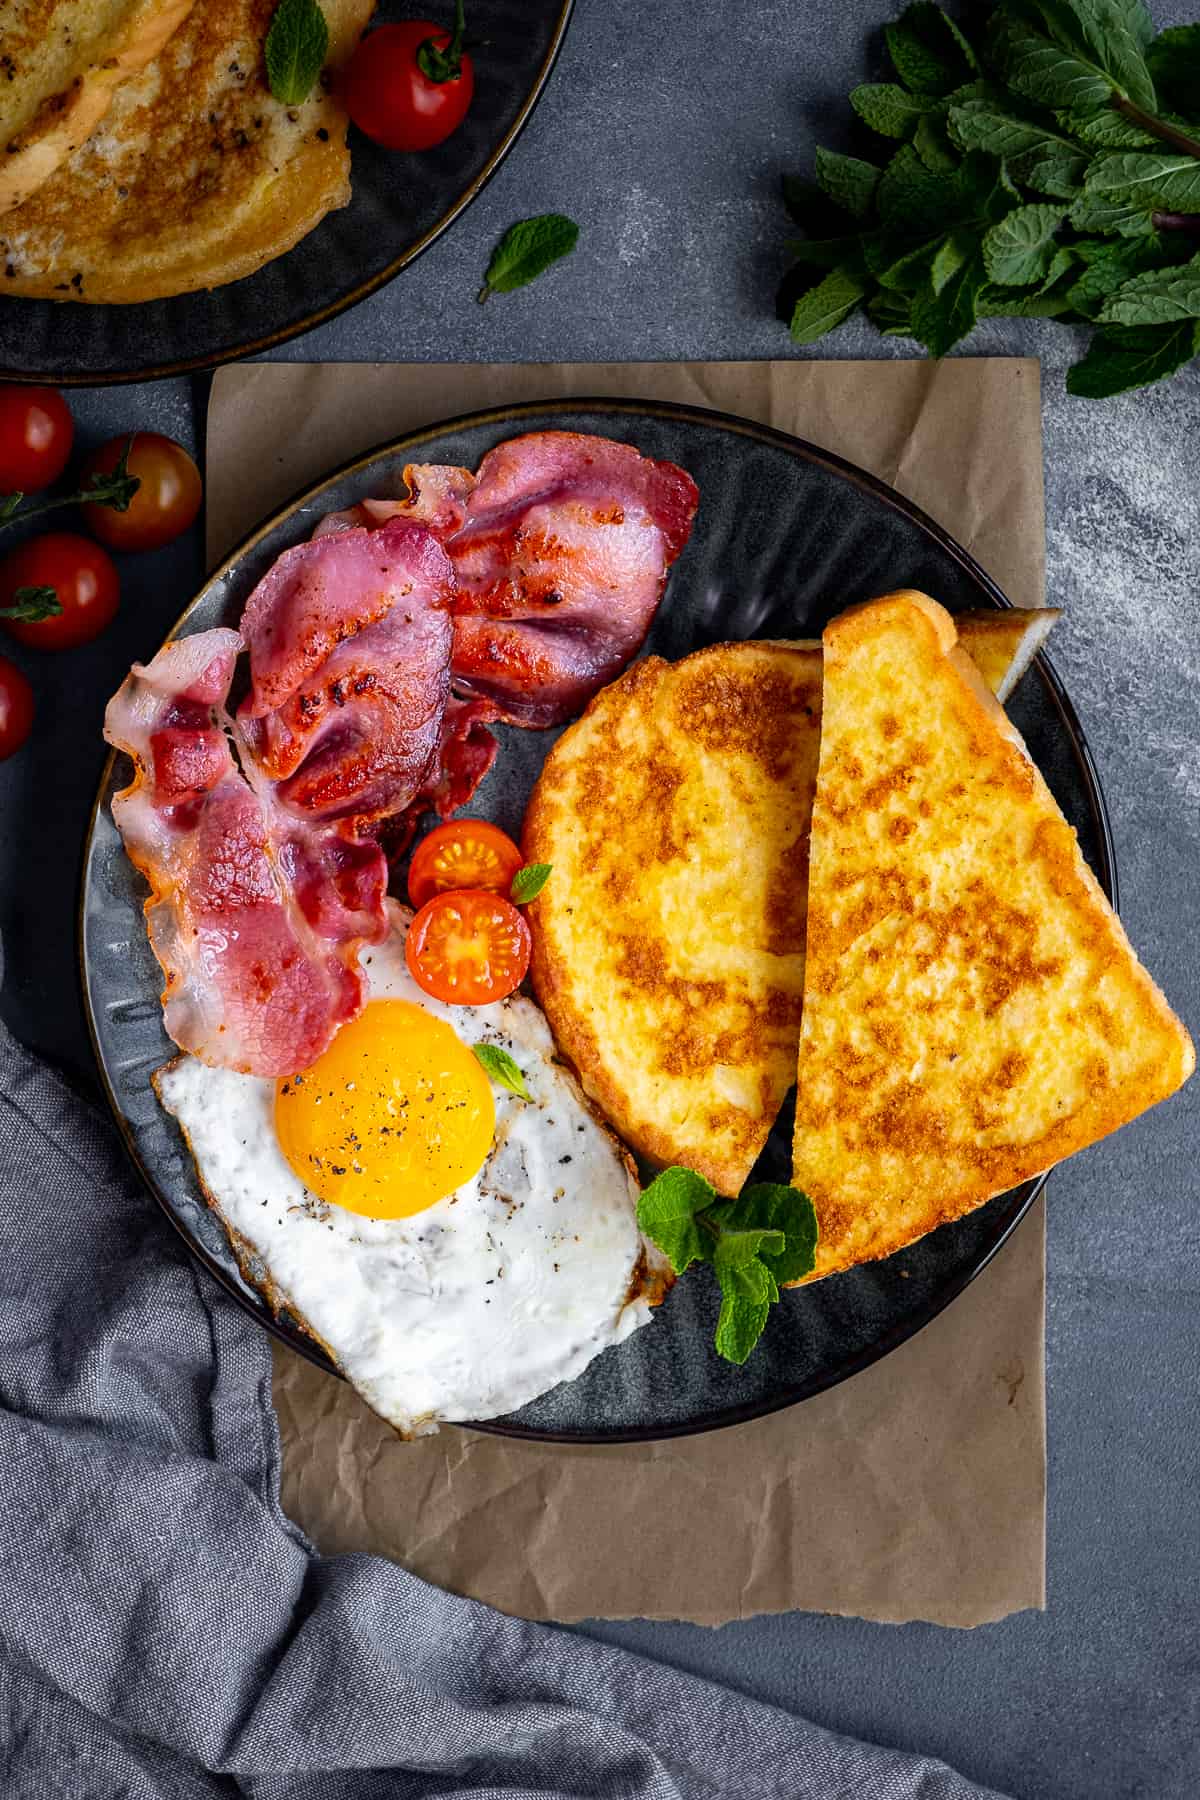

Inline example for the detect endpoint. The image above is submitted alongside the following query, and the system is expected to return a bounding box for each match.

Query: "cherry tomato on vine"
[79,432,202,552]
[407,819,524,910]
[0,655,34,760]
[0,386,74,494]
[406,889,532,1006]
[344,6,475,153]
[0,533,119,651]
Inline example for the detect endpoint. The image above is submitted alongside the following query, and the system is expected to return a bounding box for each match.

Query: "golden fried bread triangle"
[0,0,372,302]
[792,590,1194,1281]
[525,608,1058,1197]
[0,0,195,216]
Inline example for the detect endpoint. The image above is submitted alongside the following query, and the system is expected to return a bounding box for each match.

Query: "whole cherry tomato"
[344,6,475,153]
[79,432,202,552]
[0,533,119,651]
[0,654,34,759]
[0,386,74,494]
[406,889,532,1005]
[407,819,524,910]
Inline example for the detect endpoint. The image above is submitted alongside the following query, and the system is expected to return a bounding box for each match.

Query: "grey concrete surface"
[1,3,1197,1797]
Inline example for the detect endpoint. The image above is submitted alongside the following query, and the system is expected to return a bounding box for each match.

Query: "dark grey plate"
[0,1,572,385]
[79,398,1116,1441]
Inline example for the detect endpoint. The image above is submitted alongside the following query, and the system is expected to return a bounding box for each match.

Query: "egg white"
[155,903,662,1435]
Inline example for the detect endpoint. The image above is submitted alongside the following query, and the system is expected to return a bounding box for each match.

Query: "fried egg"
[156,905,667,1435]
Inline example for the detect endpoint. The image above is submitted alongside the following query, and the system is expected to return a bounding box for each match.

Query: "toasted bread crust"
[792,591,1194,1281]
[0,0,372,301]
[0,0,195,215]
[525,613,1057,1197]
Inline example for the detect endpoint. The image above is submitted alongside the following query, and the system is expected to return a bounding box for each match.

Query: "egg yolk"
[274,1000,496,1219]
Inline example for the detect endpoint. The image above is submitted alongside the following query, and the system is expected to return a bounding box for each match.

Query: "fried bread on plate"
[524,608,1058,1197]
[0,0,372,301]
[792,590,1194,1280]
[0,0,195,215]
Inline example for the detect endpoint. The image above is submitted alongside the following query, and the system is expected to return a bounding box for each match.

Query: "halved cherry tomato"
[0,654,33,759]
[406,889,532,1005]
[0,386,74,493]
[0,532,119,650]
[343,13,475,153]
[79,432,202,552]
[407,819,524,910]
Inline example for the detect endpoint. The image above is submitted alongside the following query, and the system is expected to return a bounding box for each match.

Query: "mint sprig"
[637,1168,818,1364]
[478,214,579,303]
[472,1042,530,1101]
[510,862,552,903]
[778,1,1200,396]
[265,0,328,107]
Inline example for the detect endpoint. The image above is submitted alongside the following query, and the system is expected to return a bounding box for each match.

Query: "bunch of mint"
[780,1,1200,396]
[637,1168,818,1363]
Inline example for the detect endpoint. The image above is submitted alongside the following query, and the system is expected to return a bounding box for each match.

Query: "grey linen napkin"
[0,1002,1011,1800]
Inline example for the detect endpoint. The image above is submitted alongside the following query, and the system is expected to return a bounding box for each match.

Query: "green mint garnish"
[637,1167,818,1365]
[510,862,552,903]
[265,0,329,106]
[478,214,579,303]
[472,1042,531,1101]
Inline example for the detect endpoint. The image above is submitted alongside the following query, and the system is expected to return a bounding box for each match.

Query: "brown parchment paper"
[207,358,1047,1628]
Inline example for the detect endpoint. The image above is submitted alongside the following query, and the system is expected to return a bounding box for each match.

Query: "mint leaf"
[717,1183,819,1287]
[931,228,975,292]
[1067,319,1200,395]
[706,1218,786,1268]
[265,0,328,106]
[1085,152,1200,213]
[982,202,1067,284]
[478,214,579,302]
[1039,245,1079,288]
[988,12,1119,113]
[877,143,958,232]
[913,111,960,173]
[1063,106,1160,149]
[948,100,1069,159]
[876,236,943,293]
[1099,255,1200,326]
[886,3,976,97]
[814,147,880,219]
[976,283,1078,317]
[472,1043,531,1102]
[0,585,60,622]
[1013,0,1157,111]
[712,1251,776,1365]
[867,288,916,335]
[510,862,551,903]
[943,103,1088,194]
[851,83,941,139]
[1069,191,1156,235]
[1010,143,1089,197]
[1146,26,1200,118]
[789,266,866,343]
[1064,235,1171,313]
[911,247,986,354]
[636,1166,715,1274]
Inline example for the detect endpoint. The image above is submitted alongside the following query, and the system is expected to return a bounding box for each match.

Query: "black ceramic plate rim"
[3,2,574,388]
[78,395,1118,1444]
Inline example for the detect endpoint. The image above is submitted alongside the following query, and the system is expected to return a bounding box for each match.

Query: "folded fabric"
[0,972,1010,1800]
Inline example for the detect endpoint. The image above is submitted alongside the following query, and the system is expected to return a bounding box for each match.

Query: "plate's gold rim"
[2,0,575,388]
